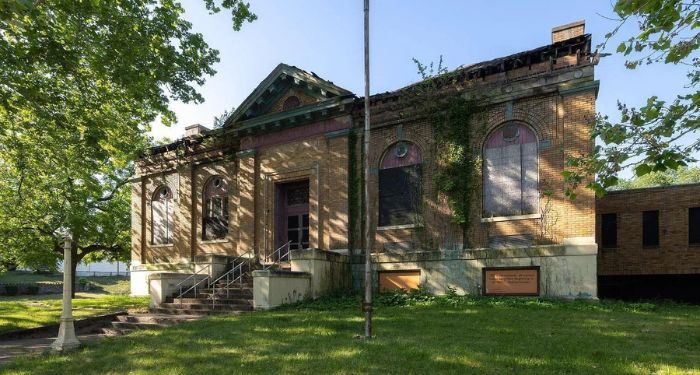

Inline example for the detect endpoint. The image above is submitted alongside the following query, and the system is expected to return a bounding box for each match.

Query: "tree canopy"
[0,1,255,276]
[614,165,700,189]
[566,0,700,196]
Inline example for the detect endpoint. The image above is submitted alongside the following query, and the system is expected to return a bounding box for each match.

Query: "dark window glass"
[287,230,299,244]
[301,229,309,246]
[642,210,660,247]
[287,216,299,229]
[601,213,617,248]
[378,165,421,227]
[689,207,700,245]
[302,214,309,227]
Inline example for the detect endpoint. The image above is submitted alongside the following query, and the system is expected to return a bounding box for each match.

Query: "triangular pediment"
[225,63,353,126]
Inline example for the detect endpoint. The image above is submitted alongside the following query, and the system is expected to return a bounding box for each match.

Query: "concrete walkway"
[0,334,104,365]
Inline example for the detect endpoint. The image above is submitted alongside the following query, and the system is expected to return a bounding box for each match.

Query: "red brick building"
[597,184,700,302]
[130,21,605,305]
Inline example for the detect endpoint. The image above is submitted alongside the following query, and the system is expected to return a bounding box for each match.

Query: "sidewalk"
[0,334,105,365]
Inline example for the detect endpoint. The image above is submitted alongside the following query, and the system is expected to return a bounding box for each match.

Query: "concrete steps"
[108,268,255,336]
[104,313,203,335]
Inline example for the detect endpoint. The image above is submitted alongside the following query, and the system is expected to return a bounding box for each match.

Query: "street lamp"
[51,234,80,351]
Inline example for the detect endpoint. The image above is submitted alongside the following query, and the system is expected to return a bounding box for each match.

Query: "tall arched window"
[203,176,229,240]
[483,122,538,217]
[152,186,174,245]
[378,142,422,227]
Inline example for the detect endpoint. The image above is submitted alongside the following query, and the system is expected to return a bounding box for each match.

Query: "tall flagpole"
[363,0,373,339]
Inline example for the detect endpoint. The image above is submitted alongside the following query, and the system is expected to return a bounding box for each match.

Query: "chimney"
[551,20,585,44]
[185,123,210,138]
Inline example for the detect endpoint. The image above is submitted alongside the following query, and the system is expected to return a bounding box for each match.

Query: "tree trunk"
[70,244,79,299]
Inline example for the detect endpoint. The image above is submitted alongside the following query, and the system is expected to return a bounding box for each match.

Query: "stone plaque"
[482,267,540,296]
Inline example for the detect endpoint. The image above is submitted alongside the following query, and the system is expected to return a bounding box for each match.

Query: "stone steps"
[158,302,254,311]
[172,297,253,306]
[105,313,204,335]
[108,268,255,336]
[150,307,248,316]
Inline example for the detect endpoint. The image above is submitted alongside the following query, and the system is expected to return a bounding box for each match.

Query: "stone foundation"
[351,237,598,299]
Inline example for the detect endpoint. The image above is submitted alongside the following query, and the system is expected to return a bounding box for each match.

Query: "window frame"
[151,186,174,246]
[377,142,423,228]
[202,176,229,241]
[642,210,660,248]
[600,213,618,249]
[481,122,539,220]
[689,207,700,246]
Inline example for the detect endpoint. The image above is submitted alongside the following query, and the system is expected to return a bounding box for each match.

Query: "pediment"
[225,63,353,126]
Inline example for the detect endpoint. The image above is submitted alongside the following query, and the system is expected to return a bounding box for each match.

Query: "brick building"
[130,21,606,305]
[597,184,700,302]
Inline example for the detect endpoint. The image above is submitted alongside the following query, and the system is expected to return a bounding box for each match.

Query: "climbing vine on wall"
[432,97,484,249]
[411,57,486,249]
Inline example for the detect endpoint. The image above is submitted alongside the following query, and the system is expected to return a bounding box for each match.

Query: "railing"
[175,264,211,307]
[209,250,252,308]
[263,241,292,270]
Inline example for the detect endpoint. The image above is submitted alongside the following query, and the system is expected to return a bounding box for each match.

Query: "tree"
[0,1,255,295]
[614,165,700,189]
[566,0,700,196]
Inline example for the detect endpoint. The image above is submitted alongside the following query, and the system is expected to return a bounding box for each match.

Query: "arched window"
[203,176,229,240]
[378,142,422,227]
[283,95,300,110]
[152,186,174,245]
[483,122,538,217]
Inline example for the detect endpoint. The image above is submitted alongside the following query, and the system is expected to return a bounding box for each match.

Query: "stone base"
[51,318,81,351]
[352,238,598,299]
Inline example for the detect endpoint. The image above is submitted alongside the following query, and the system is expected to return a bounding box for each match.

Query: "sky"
[151,0,693,163]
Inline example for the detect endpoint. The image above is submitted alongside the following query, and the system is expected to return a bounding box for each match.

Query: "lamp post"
[362,0,373,339]
[52,234,81,351]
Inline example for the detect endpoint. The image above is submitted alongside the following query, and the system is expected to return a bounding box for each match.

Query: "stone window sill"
[200,239,230,245]
[481,213,541,223]
[150,243,174,248]
[377,223,423,231]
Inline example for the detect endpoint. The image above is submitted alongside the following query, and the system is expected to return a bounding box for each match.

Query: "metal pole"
[363,0,373,339]
[52,235,80,351]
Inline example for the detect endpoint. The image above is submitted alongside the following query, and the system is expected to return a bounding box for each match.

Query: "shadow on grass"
[3,298,700,374]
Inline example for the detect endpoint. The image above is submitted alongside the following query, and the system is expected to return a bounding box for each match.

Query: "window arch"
[203,176,229,240]
[483,122,538,217]
[152,186,174,245]
[378,142,422,227]
[283,95,300,110]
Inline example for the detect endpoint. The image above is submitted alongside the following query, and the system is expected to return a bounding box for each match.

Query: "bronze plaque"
[482,267,540,296]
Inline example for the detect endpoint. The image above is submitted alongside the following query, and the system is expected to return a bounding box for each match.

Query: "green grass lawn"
[0,271,131,295]
[2,295,699,374]
[0,272,147,333]
[0,293,149,334]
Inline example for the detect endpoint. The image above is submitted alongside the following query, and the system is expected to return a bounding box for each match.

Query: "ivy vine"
[412,57,485,249]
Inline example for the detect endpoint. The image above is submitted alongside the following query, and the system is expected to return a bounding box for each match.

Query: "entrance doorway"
[275,180,310,259]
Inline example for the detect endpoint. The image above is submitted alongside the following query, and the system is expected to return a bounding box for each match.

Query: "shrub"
[4,284,18,296]
[25,285,40,295]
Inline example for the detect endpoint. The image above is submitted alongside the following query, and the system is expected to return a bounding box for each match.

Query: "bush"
[4,284,18,296]
[25,285,40,295]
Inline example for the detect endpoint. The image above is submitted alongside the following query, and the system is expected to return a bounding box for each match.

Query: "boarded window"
[203,176,229,240]
[483,123,538,217]
[378,142,422,227]
[690,207,700,245]
[601,213,617,248]
[642,210,659,247]
[152,186,174,245]
[379,270,421,292]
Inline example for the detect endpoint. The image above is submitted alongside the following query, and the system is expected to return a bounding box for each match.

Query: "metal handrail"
[209,250,252,308]
[263,241,291,270]
[175,264,211,307]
